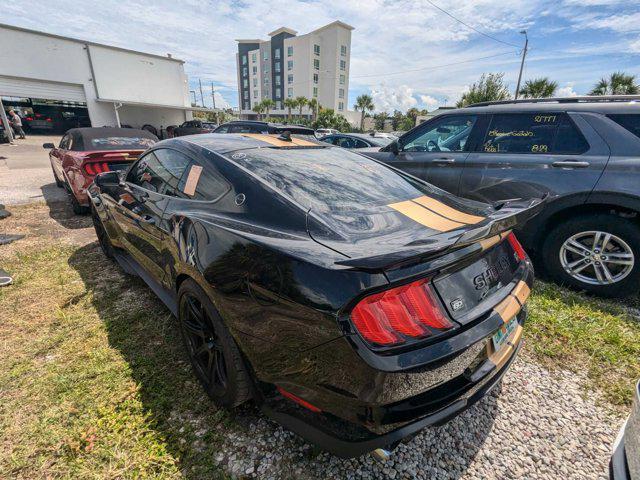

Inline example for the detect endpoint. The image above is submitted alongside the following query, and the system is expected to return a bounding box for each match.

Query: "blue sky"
[3,0,640,112]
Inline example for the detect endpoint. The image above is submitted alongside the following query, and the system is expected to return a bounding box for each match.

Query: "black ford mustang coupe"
[89,133,542,458]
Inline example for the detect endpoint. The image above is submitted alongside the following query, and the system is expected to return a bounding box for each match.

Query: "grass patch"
[526,281,640,406]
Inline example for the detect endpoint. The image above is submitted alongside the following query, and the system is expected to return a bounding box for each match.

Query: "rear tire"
[178,279,252,408]
[91,205,115,259]
[51,164,64,188]
[542,214,640,298]
[69,190,89,215]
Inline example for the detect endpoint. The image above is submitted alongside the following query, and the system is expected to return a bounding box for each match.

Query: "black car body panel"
[90,133,539,456]
[610,380,640,480]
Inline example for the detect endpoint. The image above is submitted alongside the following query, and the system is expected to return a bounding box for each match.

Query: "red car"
[44,127,157,214]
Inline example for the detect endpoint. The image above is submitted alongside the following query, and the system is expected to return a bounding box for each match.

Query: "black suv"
[213,120,315,136]
[365,96,640,297]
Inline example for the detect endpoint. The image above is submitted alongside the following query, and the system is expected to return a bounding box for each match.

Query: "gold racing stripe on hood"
[413,196,485,224]
[388,199,466,232]
[240,133,318,147]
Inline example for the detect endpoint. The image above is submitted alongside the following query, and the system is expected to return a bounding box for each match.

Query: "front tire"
[542,214,640,298]
[178,279,252,408]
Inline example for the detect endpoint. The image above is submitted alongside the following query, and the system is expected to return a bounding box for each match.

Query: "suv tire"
[542,214,640,298]
[178,279,252,408]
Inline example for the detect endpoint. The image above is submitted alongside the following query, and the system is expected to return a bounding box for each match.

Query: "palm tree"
[354,94,374,131]
[252,102,264,121]
[283,98,296,123]
[260,99,275,120]
[590,72,639,95]
[307,98,319,122]
[295,96,308,121]
[519,77,558,98]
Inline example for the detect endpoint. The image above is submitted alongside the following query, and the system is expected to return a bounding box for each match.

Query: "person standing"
[8,110,25,139]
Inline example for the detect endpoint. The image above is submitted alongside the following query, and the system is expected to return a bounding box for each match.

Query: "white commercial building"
[0,23,205,135]
[236,21,353,119]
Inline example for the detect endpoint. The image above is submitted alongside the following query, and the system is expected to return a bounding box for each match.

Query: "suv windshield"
[227,147,446,212]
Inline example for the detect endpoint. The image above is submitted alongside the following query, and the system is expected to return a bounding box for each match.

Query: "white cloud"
[370,84,418,112]
[557,82,578,97]
[631,37,640,53]
[419,95,440,111]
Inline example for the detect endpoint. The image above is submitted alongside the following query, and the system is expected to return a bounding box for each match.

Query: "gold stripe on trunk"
[479,235,501,251]
[511,281,531,306]
[413,196,485,224]
[388,200,466,232]
[494,295,521,324]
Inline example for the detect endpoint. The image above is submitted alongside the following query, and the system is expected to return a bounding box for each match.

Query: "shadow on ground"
[68,241,499,479]
[41,182,91,230]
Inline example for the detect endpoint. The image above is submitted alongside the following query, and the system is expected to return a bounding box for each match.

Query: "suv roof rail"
[465,95,640,108]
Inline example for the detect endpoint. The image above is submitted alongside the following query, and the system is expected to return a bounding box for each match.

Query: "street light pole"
[198,79,205,108]
[190,90,197,106]
[514,30,528,100]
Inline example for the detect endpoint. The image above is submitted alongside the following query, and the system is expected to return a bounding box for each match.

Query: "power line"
[424,0,522,49]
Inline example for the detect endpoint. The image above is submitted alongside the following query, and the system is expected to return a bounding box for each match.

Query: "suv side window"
[607,114,640,139]
[127,149,191,196]
[402,115,477,152]
[482,113,588,154]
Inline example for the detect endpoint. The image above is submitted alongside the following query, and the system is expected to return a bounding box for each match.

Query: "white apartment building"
[236,21,353,119]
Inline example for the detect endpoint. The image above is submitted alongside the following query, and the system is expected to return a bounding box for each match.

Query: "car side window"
[336,137,355,149]
[181,152,230,201]
[59,134,70,149]
[228,124,253,133]
[481,113,588,154]
[607,114,640,139]
[353,138,369,148]
[126,149,191,196]
[402,115,477,153]
[215,125,229,133]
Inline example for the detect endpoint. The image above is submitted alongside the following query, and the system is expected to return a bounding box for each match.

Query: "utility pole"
[514,30,528,100]
[210,82,216,110]
[198,79,205,108]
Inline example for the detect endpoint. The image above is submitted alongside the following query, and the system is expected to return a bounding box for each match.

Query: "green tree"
[354,94,375,131]
[295,96,308,121]
[373,111,387,130]
[519,77,558,98]
[590,72,639,95]
[390,110,405,131]
[307,98,319,122]
[312,108,351,132]
[406,107,420,124]
[283,98,296,123]
[457,73,511,107]
[399,116,415,132]
[261,99,275,118]
[252,102,264,121]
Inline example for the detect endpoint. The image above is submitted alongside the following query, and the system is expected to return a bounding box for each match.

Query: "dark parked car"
[213,120,315,136]
[44,127,158,214]
[610,380,639,480]
[173,119,218,137]
[364,96,640,297]
[320,132,394,149]
[88,132,542,458]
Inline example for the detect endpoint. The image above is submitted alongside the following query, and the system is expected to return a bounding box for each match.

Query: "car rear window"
[88,136,156,150]
[273,126,315,135]
[227,147,450,212]
[607,114,640,139]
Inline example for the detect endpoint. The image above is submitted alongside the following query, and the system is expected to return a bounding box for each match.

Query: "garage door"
[0,75,86,102]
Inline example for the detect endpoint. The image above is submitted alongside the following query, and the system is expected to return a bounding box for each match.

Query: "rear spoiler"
[334,195,547,272]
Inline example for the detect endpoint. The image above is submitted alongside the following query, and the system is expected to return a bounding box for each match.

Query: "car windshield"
[227,147,443,212]
[366,136,393,147]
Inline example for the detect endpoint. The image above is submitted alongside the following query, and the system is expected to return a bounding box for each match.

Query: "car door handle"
[552,160,590,168]
[433,157,456,165]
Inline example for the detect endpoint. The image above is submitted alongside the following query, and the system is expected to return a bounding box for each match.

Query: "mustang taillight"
[507,232,527,261]
[84,162,110,176]
[350,278,453,347]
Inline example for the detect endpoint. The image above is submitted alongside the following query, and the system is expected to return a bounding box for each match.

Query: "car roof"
[223,120,311,128]
[168,133,327,154]
[459,97,640,115]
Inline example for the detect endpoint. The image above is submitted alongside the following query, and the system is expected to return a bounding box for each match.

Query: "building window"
[253,90,258,99]
[264,77,269,85]
[243,67,248,76]
[243,79,248,88]
[339,74,345,85]
[275,62,281,73]
[288,74,293,84]
[341,45,347,56]
[275,48,281,59]
[313,44,320,55]
[243,91,248,99]
[276,101,282,110]
[287,60,293,71]
[287,46,293,57]
[276,88,281,98]
[313,87,318,97]
[252,53,257,63]
[275,76,281,86]
[340,60,346,71]
[288,87,293,98]
[313,73,318,84]
[263,51,268,61]
[339,88,344,99]
[263,90,269,98]
[314,59,320,70]
[242,55,247,65]
[264,67,269,75]
[338,101,344,110]
[253,78,257,87]
[252,66,257,75]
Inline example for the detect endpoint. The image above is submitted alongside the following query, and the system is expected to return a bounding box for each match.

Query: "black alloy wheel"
[178,279,252,407]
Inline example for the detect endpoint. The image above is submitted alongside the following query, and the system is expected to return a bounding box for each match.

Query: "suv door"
[111,148,191,283]
[460,112,610,203]
[382,114,482,195]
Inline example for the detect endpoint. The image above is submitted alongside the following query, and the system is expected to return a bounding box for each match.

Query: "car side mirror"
[42,143,55,149]
[94,171,121,188]
[388,140,400,155]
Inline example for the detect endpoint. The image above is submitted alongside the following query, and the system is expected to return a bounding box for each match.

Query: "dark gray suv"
[365,96,640,297]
